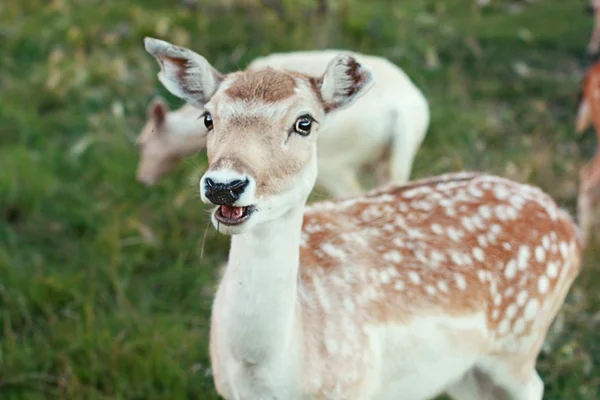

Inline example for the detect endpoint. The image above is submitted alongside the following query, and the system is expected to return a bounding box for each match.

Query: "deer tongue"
[220,205,244,219]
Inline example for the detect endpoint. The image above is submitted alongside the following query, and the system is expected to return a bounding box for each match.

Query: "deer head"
[144,38,375,234]
[136,96,209,186]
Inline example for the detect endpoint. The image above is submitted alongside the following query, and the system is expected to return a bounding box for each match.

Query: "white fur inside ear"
[319,54,375,112]
[144,37,222,107]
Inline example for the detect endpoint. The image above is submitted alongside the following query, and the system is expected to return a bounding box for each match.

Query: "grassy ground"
[1,0,599,398]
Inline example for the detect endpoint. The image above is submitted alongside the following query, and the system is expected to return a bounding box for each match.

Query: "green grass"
[1,0,599,398]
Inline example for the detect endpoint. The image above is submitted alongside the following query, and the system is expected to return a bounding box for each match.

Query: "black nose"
[586,4,595,14]
[204,178,249,206]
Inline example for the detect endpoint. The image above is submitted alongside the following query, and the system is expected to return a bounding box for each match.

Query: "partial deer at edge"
[575,60,600,246]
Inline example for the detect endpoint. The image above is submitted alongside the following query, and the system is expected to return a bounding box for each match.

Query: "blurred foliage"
[0,0,599,398]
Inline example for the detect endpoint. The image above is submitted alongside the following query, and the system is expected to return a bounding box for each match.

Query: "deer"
[586,0,600,56]
[136,49,430,198]
[575,60,600,245]
[145,37,582,400]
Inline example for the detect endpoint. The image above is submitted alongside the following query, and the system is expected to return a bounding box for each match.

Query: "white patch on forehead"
[211,96,292,122]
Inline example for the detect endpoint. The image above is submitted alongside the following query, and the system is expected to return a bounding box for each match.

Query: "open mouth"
[215,205,255,226]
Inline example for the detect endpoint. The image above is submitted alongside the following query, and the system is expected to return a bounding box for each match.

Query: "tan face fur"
[144,38,375,233]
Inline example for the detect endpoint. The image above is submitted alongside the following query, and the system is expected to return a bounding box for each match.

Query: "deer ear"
[147,96,169,125]
[316,54,375,113]
[144,37,223,108]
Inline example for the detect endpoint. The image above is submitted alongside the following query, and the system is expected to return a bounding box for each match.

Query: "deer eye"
[203,113,213,131]
[294,115,314,136]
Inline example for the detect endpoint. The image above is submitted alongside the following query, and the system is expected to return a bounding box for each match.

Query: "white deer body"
[137,50,429,196]
[145,38,582,400]
[247,50,429,197]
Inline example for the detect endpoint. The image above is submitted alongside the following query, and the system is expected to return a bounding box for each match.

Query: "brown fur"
[225,69,296,103]
[576,61,600,245]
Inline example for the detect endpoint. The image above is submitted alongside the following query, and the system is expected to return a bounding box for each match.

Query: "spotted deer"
[575,60,600,245]
[145,37,582,400]
[136,49,430,196]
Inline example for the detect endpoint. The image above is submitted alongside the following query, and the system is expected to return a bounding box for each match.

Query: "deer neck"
[220,207,304,366]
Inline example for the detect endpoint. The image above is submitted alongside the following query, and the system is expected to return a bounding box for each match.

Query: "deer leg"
[473,357,544,400]
[577,187,592,247]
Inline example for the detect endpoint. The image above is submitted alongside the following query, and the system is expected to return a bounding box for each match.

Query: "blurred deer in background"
[586,0,600,56]
[146,37,582,400]
[575,61,600,245]
[136,50,430,199]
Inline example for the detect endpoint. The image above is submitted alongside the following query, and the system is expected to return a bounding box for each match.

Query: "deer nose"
[204,178,249,206]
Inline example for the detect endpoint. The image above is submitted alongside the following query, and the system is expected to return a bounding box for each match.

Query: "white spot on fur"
[471,215,485,229]
[451,252,465,266]
[479,205,492,219]
[477,235,488,248]
[509,194,526,209]
[431,224,444,235]
[494,294,502,306]
[383,250,403,264]
[513,318,526,334]
[379,270,391,284]
[542,235,551,250]
[517,290,528,306]
[437,280,449,293]
[524,299,539,321]
[546,261,559,279]
[505,303,518,320]
[394,281,405,291]
[454,273,467,290]
[468,185,484,197]
[322,243,347,260]
[477,270,487,283]
[425,285,436,296]
[494,186,510,200]
[538,276,550,294]
[495,205,508,221]
[535,246,546,263]
[408,272,421,285]
[431,250,446,263]
[447,227,463,242]
[504,287,515,298]
[559,242,569,258]
[517,246,530,270]
[461,217,475,232]
[504,260,517,279]
[492,309,500,320]
[472,247,485,262]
